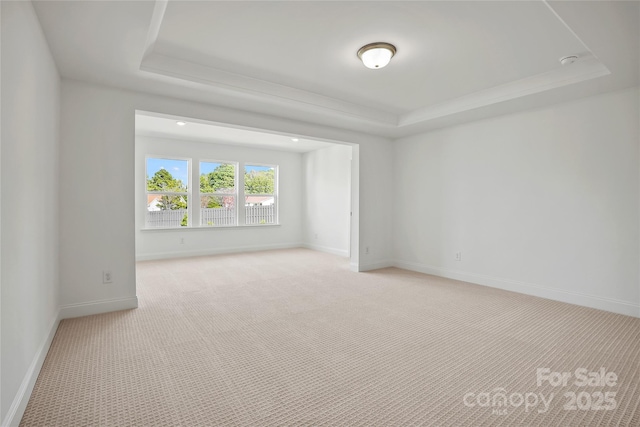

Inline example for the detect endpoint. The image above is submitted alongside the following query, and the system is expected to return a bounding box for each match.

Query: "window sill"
[140,224,281,232]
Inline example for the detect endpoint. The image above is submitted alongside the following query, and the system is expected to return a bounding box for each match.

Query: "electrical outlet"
[314,233,318,240]
[455,252,462,261]
[365,246,370,255]
[103,270,113,284]
[180,237,185,244]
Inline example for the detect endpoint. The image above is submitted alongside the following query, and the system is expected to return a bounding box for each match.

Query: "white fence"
[146,209,188,228]
[245,205,276,225]
[146,205,276,228]
[201,208,236,226]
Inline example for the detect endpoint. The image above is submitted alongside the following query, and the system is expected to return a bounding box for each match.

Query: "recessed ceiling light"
[291,138,299,142]
[176,121,186,126]
[357,42,396,69]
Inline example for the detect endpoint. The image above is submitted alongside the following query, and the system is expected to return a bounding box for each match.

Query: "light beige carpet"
[21,249,640,426]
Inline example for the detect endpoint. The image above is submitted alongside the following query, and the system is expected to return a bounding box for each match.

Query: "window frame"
[144,155,192,229]
[199,159,239,227]
[243,162,279,226]
[141,156,280,230]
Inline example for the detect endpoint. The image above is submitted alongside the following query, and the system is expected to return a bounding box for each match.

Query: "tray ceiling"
[33,1,639,138]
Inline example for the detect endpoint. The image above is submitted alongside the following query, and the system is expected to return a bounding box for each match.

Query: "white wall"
[302,144,352,257]
[59,79,393,316]
[135,136,303,259]
[358,139,394,270]
[393,88,640,317]
[1,1,61,424]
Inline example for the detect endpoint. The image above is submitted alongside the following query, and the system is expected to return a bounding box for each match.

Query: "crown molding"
[141,52,399,126]
[399,56,610,127]
[139,0,611,132]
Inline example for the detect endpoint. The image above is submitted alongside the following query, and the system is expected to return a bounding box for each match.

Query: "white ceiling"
[155,1,588,114]
[33,1,639,139]
[135,113,336,153]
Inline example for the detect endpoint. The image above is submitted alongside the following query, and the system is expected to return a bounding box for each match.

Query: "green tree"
[147,168,187,211]
[147,168,186,192]
[201,195,222,208]
[201,164,235,193]
[245,169,274,194]
[199,175,213,194]
[200,164,235,209]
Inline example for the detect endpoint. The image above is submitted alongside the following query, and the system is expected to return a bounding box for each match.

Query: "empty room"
[2,1,639,426]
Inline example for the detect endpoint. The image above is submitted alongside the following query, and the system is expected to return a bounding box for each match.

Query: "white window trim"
[199,160,238,227]
[145,155,192,229]
[243,162,279,226]
[142,157,280,230]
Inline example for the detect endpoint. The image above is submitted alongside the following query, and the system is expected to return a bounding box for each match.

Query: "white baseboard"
[2,312,60,427]
[3,296,139,426]
[357,259,394,272]
[302,243,349,257]
[60,296,139,319]
[136,242,303,261]
[394,260,640,318]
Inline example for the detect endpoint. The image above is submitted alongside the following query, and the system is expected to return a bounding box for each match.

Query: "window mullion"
[190,158,199,228]
[238,161,246,225]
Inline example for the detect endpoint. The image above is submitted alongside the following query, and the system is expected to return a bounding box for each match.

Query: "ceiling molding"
[136,0,620,132]
[141,52,399,126]
[140,0,168,65]
[399,56,610,127]
[542,0,596,60]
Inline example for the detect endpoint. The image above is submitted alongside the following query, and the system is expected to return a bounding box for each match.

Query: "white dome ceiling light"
[357,42,396,69]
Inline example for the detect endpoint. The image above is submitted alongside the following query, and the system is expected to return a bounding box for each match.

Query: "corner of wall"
[357,259,395,272]
[301,243,349,258]
[59,296,139,320]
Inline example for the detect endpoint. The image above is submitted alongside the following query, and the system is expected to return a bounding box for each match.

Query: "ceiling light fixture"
[357,42,396,69]
[176,121,186,126]
[291,138,299,142]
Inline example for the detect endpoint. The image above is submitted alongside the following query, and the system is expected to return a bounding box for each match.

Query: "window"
[142,157,278,229]
[200,161,237,227]
[245,164,277,225]
[146,157,189,228]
